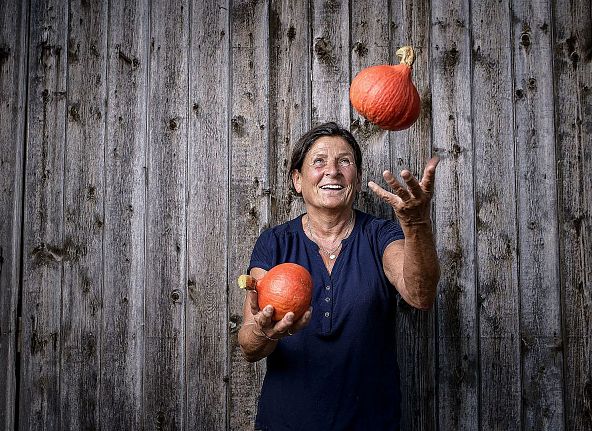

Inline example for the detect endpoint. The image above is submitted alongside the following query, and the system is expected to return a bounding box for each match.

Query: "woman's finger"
[383,171,411,201]
[271,312,295,336]
[248,290,260,316]
[254,304,274,329]
[368,181,400,207]
[284,307,313,336]
[401,170,423,198]
[420,157,440,194]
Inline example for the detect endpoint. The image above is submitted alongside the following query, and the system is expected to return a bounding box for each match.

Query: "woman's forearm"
[400,222,440,309]
[384,222,440,310]
[238,322,278,362]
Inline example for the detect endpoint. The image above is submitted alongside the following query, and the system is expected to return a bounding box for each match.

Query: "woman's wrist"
[244,322,280,342]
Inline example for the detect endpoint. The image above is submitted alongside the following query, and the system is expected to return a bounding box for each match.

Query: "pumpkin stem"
[396,46,415,67]
[238,274,258,291]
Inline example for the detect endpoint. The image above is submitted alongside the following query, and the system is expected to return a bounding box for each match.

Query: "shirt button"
[325,285,331,290]
[325,297,331,302]
[324,312,330,318]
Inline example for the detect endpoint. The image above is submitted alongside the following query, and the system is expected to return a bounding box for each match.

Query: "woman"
[238,122,440,430]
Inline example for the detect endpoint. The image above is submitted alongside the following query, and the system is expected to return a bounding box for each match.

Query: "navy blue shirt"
[248,209,405,431]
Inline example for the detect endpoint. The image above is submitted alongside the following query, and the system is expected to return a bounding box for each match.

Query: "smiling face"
[291,136,361,213]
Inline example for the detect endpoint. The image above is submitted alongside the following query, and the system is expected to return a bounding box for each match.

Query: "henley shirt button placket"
[324,285,332,312]
[321,284,332,330]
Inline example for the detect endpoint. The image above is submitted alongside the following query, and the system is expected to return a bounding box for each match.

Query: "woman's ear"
[356,173,362,192]
[291,170,302,194]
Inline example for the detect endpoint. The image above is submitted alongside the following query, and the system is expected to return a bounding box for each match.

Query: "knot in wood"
[170,289,182,303]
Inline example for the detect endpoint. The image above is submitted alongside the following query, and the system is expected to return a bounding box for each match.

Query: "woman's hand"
[247,288,313,340]
[368,157,439,226]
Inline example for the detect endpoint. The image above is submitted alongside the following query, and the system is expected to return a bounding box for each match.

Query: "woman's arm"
[369,157,441,310]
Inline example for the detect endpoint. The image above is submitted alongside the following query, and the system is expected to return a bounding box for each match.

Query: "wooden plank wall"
[0,0,590,430]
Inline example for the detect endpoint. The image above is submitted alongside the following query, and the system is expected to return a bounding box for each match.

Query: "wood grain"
[186,0,230,429]
[431,0,479,429]
[512,0,565,429]
[19,0,68,429]
[311,0,350,126]
[351,0,391,219]
[268,0,310,223]
[143,0,189,428]
[0,0,28,428]
[228,1,270,430]
[59,0,108,428]
[553,0,592,429]
[471,1,521,429]
[390,0,436,429]
[99,0,149,429]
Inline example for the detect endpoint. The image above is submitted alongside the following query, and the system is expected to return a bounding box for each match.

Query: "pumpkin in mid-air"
[350,45,421,131]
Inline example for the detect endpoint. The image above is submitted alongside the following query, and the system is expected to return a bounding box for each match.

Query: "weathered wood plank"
[553,0,592,429]
[389,0,436,429]
[350,0,392,219]
[228,1,270,429]
[471,1,521,429]
[0,0,28,428]
[268,0,310,224]
[99,0,148,429]
[144,0,189,428]
[511,1,565,429]
[311,0,350,126]
[19,0,68,429]
[186,0,230,429]
[430,0,479,429]
[59,1,108,428]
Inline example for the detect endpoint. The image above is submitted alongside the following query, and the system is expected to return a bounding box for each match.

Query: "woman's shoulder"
[355,209,404,239]
[257,215,303,241]
[356,209,395,228]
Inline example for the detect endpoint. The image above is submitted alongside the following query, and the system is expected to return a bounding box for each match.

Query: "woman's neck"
[305,209,355,240]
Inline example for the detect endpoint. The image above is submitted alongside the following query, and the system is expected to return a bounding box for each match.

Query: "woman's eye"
[313,158,325,167]
[339,158,352,167]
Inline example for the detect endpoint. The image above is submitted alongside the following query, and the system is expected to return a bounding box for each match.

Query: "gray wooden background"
[1,0,590,429]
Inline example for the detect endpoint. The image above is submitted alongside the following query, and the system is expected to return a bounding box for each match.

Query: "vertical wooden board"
[186,0,229,429]
[389,1,436,430]
[311,0,350,126]
[0,0,27,428]
[19,0,68,429]
[228,2,270,429]
[553,0,592,429]
[430,0,479,429]
[389,0,433,173]
[268,0,310,224]
[471,1,521,429]
[511,1,565,429]
[144,0,189,429]
[350,0,392,219]
[59,1,107,428]
[99,0,148,429]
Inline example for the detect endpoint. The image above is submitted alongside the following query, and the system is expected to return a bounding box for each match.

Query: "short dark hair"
[289,122,362,195]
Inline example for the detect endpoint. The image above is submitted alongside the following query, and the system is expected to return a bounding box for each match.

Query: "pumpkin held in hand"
[238,263,313,321]
[349,46,421,131]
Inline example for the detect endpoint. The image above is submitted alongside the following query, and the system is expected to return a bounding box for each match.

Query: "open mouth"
[320,184,344,190]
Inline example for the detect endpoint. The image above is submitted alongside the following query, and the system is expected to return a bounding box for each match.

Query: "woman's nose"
[324,160,340,175]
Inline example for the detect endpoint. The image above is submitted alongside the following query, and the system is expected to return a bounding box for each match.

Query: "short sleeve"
[377,219,405,255]
[247,229,275,273]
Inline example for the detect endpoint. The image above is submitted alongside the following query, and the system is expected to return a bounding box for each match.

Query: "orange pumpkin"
[349,46,421,131]
[238,263,313,321]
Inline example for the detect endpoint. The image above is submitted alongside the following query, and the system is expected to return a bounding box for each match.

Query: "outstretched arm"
[368,157,440,310]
